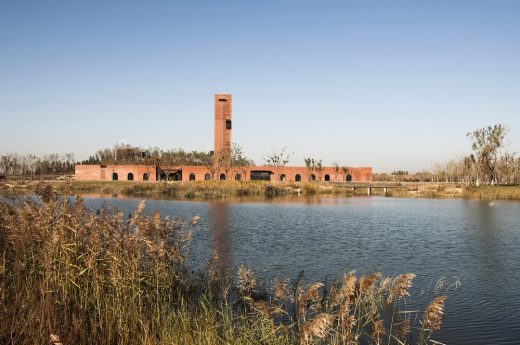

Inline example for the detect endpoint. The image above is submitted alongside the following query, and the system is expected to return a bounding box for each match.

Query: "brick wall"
[76,164,372,182]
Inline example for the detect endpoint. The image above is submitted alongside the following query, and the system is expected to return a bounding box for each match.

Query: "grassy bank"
[385,184,520,200]
[461,185,520,200]
[0,185,449,344]
[3,180,520,201]
[1,180,356,199]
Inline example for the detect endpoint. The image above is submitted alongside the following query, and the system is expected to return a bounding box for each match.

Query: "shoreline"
[1,180,520,201]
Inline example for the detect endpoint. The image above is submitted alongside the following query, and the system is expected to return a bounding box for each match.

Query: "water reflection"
[209,202,232,271]
[75,196,520,344]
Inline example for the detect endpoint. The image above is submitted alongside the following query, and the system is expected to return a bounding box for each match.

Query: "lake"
[81,195,520,344]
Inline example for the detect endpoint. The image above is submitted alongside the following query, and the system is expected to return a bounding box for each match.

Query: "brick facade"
[214,94,232,159]
[75,165,157,182]
[75,164,372,182]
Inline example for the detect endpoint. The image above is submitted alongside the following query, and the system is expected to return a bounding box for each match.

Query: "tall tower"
[214,94,232,160]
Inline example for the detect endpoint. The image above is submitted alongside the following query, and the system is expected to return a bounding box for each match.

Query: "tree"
[342,166,351,182]
[304,157,315,182]
[264,147,292,182]
[332,161,340,181]
[203,152,218,180]
[231,143,254,181]
[216,147,230,177]
[467,124,509,185]
[462,156,474,186]
[315,159,324,181]
[0,155,12,179]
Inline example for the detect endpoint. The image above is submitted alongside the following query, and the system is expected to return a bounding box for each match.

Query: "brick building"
[75,95,372,182]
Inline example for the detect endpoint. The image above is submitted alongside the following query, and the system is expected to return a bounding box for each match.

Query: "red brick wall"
[76,164,371,182]
[214,94,232,159]
[75,165,104,181]
[75,165,157,181]
[76,164,372,182]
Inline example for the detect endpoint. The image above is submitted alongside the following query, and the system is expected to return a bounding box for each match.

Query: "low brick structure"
[75,165,157,182]
[75,164,372,182]
[75,94,373,182]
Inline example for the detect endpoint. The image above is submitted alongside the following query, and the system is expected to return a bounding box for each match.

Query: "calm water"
[80,195,520,344]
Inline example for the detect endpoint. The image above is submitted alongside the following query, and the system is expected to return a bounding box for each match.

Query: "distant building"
[75,95,372,182]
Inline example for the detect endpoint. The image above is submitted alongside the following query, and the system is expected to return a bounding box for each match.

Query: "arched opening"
[235,173,241,181]
[204,173,211,180]
[280,174,286,182]
[143,173,149,181]
[112,172,118,181]
[160,173,166,181]
[168,171,182,181]
[311,174,316,181]
[295,174,301,182]
[324,174,330,181]
[219,173,226,181]
[127,173,134,181]
[346,174,352,182]
[189,173,196,181]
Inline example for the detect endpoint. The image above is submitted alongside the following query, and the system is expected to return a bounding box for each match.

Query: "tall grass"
[1,180,358,200]
[0,183,448,344]
[463,185,520,200]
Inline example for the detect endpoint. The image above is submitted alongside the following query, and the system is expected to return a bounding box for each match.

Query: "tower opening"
[214,94,232,164]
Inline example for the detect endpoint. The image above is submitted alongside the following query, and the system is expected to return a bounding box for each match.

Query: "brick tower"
[214,94,232,160]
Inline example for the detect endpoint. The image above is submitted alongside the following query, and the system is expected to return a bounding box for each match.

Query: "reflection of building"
[75,95,373,182]
[209,202,232,270]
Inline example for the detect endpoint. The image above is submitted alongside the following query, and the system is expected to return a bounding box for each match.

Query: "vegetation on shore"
[0,184,449,345]
[376,124,520,186]
[386,184,520,200]
[3,180,520,200]
[1,180,359,199]
[462,185,520,200]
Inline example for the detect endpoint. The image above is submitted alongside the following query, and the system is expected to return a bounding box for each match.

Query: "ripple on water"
[80,196,520,344]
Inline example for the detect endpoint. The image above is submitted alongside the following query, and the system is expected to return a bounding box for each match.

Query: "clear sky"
[1,0,519,172]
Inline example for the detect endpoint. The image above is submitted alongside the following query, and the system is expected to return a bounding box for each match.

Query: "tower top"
[214,94,232,160]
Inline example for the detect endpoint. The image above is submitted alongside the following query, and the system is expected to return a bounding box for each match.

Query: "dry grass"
[0,183,449,344]
[463,185,520,200]
[1,180,358,200]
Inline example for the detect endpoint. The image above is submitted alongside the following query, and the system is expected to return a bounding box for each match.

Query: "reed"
[463,185,520,200]
[0,183,449,344]
[1,180,358,200]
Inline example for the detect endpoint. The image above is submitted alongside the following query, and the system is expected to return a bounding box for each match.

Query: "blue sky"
[1,0,519,172]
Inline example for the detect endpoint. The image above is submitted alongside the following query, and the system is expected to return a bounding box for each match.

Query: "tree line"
[81,143,215,166]
[374,124,520,185]
[0,153,75,181]
[4,124,517,185]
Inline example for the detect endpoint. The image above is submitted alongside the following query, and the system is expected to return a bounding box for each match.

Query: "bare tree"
[0,155,12,179]
[264,147,292,182]
[232,143,254,181]
[315,159,324,181]
[203,152,218,180]
[467,124,509,185]
[304,157,315,182]
[342,166,351,182]
[332,161,340,181]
